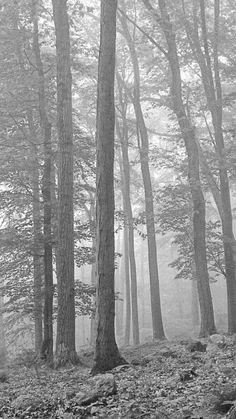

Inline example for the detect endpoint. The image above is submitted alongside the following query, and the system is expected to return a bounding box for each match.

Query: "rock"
[209,334,225,347]
[93,372,117,396]
[74,373,117,407]
[187,341,207,352]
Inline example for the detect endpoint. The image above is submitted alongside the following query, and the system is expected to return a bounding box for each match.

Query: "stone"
[93,373,117,396]
[209,334,225,347]
[74,373,117,407]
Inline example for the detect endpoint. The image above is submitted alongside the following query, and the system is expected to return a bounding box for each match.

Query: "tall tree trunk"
[27,111,43,354]
[142,0,216,336]
[52,0,77,366]
[91,0,126,374]
[119,11,165,340]
[185,0,236,333]
[32,0,54,364]
[116,98,140,345]
[117,146,135,345]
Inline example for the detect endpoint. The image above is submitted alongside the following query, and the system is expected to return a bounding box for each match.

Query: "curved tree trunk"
[52,0,77,367]
[91,0,126,375]
[142,0,216,337]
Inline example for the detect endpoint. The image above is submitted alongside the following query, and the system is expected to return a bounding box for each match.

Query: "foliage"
[156,183,225,281]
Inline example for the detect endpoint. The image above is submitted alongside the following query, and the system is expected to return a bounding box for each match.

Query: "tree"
[52,0,77,366]
[116,76,140,345]
[118,5,166,340]
[91,0,126,374]
[142,0,216,336]
[32,0,54,364]
[182,0,236,333]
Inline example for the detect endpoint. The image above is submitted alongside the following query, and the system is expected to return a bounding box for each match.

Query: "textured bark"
[123,224,131,346]
[52,0,77,366]
[91,0,126,375]
[27,111,43,354]
[142,0,216,336]
[186,0,236,333]
[116,95,140,345]
[32,0,54,364]
[119,10,165,340]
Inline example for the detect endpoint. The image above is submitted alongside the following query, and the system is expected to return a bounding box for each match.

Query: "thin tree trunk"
[52,0,77,366]
[27,110,43,354]
[119,11,165,340]
[91,0,126,374]
[116,100,140,345]
[142,0,216,336]
[32,0,54,364]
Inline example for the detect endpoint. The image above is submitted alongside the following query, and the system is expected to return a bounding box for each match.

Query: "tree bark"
[116,89,140,345]
[142,0,216,336]
[52,0,77,366]
[32,0,54,364]
[91,0,126,375]
[27,110,43,354]
[119,10,165,340]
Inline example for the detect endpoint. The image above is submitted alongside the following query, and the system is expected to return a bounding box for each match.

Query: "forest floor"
[1,335,236,418]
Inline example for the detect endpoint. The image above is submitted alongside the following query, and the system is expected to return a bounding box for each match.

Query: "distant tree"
[52,0,77,366]
[116,76,140,345]
[118,5,166,340]
[91,0,127,374]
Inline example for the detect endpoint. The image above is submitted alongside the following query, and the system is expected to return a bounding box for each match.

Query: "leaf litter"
[1,336,236,418]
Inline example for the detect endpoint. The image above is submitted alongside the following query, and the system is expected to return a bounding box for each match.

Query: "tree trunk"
[116,97,140,345]
[191,279,200,329]
[119,11,165,340]
[27,110,43,354]
[32,0,54,364]
[91,0,126,374]
[52,0,77,366]
[187,0,236,333]
[142,0,216,336]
